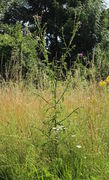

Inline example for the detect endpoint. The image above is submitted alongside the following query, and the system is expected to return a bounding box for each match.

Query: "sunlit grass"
[0,82,109,179]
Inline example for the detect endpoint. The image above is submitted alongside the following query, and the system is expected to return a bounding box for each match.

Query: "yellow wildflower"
[99,80,107,87]
[105,76,109,83]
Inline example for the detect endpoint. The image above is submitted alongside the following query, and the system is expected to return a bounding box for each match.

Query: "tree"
[0,0,30,24]
[0,0,106,66]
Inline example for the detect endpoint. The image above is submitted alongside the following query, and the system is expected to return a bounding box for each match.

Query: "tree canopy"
[0,0,109,80]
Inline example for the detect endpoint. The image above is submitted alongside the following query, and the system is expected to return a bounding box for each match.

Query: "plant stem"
[53,77,58,155]
[54,78,57,128]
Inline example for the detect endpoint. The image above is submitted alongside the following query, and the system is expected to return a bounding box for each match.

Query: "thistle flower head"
[79,52,83,58]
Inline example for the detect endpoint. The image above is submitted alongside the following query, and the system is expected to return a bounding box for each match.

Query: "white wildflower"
[52,125,66,131]
[76,145,82,149]
[72,134,76,137]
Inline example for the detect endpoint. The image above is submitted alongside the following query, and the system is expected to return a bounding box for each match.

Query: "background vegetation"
[0,0,109,83]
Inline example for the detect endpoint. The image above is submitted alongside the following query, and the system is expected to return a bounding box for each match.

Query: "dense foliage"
[0,0,109,81]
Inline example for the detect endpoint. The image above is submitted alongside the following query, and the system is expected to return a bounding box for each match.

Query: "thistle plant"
[33,15,80,158]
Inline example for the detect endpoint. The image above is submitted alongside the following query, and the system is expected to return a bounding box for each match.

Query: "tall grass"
[0,81,109,179]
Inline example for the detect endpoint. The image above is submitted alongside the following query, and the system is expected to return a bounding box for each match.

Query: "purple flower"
[38,16,41,20]
[35,14,41,21]
[79,52,83,58]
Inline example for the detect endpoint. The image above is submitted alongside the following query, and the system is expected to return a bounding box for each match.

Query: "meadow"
[0,79,109,180]
[0,1,109,179]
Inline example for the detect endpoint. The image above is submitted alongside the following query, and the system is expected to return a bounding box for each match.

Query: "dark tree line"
[0,0,109,81]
